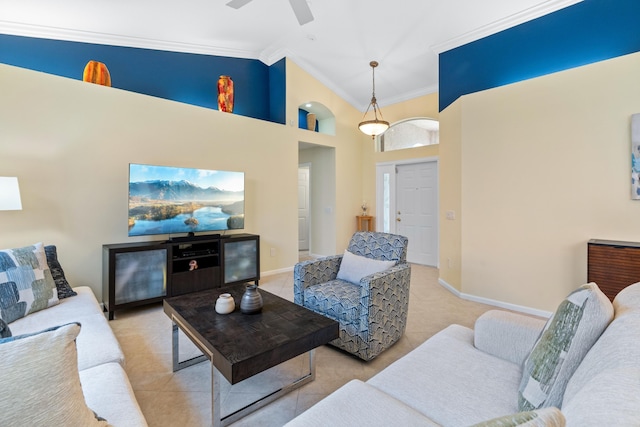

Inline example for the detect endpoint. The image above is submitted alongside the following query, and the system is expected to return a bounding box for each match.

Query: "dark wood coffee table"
[163,283,339,427]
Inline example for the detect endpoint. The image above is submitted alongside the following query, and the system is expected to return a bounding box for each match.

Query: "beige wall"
[361,93,441,219]
[440,51,640,311]
[439,100,462,290]
[0,60,364,299]
[286,59,368,255]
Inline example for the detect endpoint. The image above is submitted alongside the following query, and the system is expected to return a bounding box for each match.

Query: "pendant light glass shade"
[358,61,389,138]
[359,119,389,137]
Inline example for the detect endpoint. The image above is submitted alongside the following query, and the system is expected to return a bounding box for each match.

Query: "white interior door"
[396,162,438,266]
[298,165,310,251]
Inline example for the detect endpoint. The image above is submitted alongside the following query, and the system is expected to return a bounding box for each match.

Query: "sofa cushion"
[561,283,640,424]
[80,362,149,427]
[561,367,640,427]
[0,323,108,426]
[471,407,565,427]
[284,379,438,427]
[518,283,613,411]
[44,244,77,299]
[336,249,395,284]
[0,242,58,323]
[10,286,125,370]
[368,324,523,425]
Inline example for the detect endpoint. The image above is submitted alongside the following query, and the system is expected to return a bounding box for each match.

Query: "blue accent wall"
[439,0,640,111]
[0,33,286,124]
[269,58,286,124]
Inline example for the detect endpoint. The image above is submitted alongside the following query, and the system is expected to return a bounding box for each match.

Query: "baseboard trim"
[438,278,552,319]
[261,266,294,277]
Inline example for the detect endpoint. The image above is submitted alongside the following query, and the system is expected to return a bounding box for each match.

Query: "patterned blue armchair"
[294,231,411,361]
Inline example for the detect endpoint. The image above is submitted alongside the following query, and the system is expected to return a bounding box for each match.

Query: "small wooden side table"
[357,215,375,232]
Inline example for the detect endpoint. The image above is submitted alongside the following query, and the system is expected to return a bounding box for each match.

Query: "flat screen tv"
[128,163,244,237]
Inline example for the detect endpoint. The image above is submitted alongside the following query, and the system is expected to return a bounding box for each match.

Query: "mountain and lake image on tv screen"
[128,163,245,237]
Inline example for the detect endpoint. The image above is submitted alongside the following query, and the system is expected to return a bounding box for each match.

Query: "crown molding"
[0,20,260,59]
[379,85,439,110]
[431,0,583,54]
[259,46,292,66]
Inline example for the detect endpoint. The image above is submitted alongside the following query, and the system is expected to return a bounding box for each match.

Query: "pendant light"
[358,61,389,138]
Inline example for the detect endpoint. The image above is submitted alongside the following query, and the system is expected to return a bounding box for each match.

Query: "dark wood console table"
[103,233,259,319]
[587,239,640,301]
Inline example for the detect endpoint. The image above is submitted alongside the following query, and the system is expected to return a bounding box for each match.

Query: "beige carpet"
[109,265,499,426]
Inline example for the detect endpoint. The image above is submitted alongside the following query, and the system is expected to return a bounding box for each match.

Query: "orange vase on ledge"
[217,75,234,113]
[83,60,111,87]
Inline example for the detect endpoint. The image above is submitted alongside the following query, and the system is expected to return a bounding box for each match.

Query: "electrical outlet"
[446,210,456,220]
[270,248,276,257]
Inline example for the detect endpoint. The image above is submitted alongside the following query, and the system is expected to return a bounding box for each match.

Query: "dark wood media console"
[103,233,259,319]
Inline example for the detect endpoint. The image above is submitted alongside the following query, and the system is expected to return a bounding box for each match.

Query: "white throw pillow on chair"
[336,250,395,285]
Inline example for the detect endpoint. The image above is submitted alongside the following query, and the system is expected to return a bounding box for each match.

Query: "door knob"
[397,218,401,222]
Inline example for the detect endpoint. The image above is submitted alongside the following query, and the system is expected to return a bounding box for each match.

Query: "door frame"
[298,162,311,252]
[375,156,439,267]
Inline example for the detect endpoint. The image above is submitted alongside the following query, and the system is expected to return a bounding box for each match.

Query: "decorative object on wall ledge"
[0,177,22,211]
[82,60,111,86]
[632,113,640,199]
[307,113,317,131]
[217,75,234,113]
[358,61,389,139]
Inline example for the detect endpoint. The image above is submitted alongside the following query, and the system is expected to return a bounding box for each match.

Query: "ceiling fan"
[226,0,314,26]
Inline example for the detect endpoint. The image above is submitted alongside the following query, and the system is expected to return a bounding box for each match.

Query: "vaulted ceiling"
[0,0,581,110]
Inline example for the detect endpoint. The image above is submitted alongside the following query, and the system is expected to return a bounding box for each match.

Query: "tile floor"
[109,264,499,426]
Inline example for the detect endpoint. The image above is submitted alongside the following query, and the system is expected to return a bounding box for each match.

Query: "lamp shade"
[0,177,22,210]
[358,119,390,137]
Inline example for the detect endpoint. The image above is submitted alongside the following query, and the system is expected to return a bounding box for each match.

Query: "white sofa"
[7,286,147,426]
[286,282,640,426]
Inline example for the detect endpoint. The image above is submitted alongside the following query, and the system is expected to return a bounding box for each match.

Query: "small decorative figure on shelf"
[189,260,198,271]
[361,201,368,216]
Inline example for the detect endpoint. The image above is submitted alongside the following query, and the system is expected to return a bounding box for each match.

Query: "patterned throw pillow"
[0,323,109,426]
[518,283,613,411]
[44,245,77,299]
[0,318,10,338]
[471,407,565,427]
[0,242,59,323]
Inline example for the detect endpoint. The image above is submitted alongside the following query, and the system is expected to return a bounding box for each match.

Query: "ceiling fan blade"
[289,0,314,25]
[226,0,253,9]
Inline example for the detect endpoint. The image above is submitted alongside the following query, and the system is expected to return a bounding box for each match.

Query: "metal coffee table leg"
[171,321,208,371]
[214,349,316,427]
[172,318,317,426]
[212,366,222,427]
